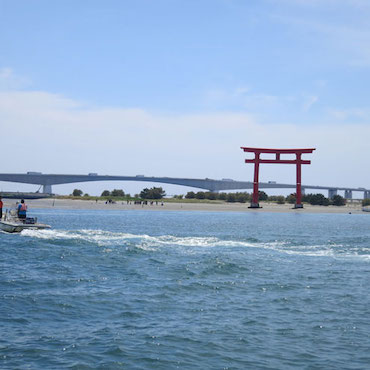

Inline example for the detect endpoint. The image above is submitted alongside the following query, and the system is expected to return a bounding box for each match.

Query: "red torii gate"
[241,147,316,208]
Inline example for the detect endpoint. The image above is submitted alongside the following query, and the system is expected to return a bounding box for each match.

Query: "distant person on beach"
[17,199,27,219]
[0,196,3,219]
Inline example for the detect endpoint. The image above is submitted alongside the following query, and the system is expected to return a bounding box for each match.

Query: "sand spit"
[1,198,365,214]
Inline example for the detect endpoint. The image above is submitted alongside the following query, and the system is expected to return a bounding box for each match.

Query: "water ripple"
[1,211,370,369]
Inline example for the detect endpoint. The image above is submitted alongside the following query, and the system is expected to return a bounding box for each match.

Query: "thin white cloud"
[204,87,320,117]
[302,95,318,112]
[329,107,368,120]
[204,86,251,106]
[204,87,292,110]
[0,67,31,90]
[270,2,370,66]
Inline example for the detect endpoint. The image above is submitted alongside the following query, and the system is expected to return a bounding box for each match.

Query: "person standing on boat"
[17,199,27,219]
[0,196,3,220]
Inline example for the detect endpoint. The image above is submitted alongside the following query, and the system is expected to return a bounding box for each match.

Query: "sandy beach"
[2,197,366,214]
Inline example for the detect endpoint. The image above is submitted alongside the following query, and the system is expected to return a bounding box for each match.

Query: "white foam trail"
[20,228,370,259]
[21,229,251,248]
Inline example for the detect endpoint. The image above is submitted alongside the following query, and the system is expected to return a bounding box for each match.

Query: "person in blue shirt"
[17,199,27,219]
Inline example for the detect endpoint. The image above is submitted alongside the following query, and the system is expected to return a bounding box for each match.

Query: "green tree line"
[71,187,347,206]
[185,191,347,206]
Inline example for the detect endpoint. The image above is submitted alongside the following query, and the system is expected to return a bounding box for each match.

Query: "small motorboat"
[0,209,51,233]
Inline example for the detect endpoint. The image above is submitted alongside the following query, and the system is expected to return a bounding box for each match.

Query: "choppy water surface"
[1,209,370,369]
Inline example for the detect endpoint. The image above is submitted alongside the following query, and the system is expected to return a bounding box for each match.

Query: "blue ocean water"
[1,209,370,369]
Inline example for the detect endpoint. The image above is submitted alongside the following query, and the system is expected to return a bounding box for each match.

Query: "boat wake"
[20,228,370,259]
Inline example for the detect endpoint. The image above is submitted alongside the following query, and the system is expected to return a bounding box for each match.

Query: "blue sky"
[1,0,370,196]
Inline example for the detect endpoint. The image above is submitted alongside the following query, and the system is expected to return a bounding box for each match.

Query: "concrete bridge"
[0,172,369,199]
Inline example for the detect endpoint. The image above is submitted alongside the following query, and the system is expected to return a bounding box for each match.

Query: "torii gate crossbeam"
[241,147,316,208]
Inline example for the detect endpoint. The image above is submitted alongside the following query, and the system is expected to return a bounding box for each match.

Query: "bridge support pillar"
[43,184,52,194]
[364,191,370,199]
[344,190,352,199]
[328,189,338,199]
[301,187,305,196]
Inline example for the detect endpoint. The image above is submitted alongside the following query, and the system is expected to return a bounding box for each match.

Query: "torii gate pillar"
[241,147,315,209]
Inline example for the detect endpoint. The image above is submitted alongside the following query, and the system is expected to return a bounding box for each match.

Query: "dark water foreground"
[1,210,370,369]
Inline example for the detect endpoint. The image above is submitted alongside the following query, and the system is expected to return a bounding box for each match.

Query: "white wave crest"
[20,228,370,259]
[21,229,249,247]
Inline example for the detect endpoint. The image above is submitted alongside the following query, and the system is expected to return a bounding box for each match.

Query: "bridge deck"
[0,173,368,195]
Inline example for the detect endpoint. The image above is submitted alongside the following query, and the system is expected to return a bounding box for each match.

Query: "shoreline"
[2,198,366,214]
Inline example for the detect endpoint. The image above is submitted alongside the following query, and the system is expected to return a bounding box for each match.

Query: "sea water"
[1,209,370,369]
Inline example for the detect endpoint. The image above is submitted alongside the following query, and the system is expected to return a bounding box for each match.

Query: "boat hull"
[0,221,51,233]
